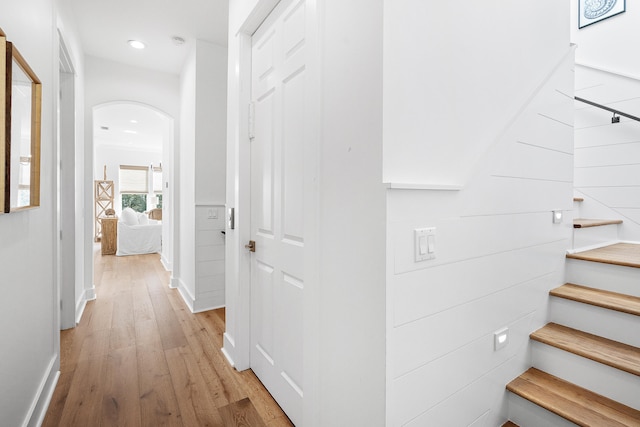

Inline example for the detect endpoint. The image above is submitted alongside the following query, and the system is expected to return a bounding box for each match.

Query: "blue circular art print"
[583,0,617,19]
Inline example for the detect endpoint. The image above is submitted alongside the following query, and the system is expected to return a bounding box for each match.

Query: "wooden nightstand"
[100,216,118,255]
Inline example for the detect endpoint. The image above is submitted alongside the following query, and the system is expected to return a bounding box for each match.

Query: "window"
[120,165,149,212]
[122,193,147,212]
[119,164,163,212]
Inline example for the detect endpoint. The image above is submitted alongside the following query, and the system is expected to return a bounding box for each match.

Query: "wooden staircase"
[503,201,640,426]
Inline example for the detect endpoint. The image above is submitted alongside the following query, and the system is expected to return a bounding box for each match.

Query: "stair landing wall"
[574,65,640,242]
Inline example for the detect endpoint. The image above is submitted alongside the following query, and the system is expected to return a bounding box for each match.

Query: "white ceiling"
[66,0,229,151]
[67,0,229,75]
[94,104,168,152]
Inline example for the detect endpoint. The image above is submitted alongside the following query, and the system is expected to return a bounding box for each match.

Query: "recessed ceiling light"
[130,120,138,124]
[128,40,146,49]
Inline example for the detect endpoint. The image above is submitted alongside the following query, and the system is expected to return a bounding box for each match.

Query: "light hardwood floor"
[43,248,293,426]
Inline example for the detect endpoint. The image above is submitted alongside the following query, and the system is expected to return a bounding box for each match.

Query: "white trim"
[384,182,463,191]
[177,279,196,312]
[75,296,87,325]
[221,345,236,367]
[84,286,96,301]
[195,203,226,208]
[175,279,224,313]
[160,253,172,272]
[567,240,622,254]
[22,356,59,427]
[575,61,640,83]
[238,0,282,35]
[169,276,179,289]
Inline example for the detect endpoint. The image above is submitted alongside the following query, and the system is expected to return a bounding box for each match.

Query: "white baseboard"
[84,285,96,301]
[175,278,225,313]
[222,333,236,368]
[24,356,59,427]
[169,276,179,289]
[176,279,196,312]
[160,253,172,272]
[221,347,235,368]
[75,296,87,325]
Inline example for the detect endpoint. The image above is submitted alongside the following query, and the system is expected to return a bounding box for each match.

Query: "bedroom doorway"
[92,102,174,270]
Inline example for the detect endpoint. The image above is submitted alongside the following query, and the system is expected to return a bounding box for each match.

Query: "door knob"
[245,240,256,252]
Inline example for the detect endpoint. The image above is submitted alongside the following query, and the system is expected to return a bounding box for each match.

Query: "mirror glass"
[10,57,33,209]
[5,43,41,212]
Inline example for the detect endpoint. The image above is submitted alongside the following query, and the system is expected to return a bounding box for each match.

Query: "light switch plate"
[414,227,436,262]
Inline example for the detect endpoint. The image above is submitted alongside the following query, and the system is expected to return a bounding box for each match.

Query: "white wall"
[178,40,227,311]
[383,1,573,425]
[571,1,640,79]
[84,56,179,295]
[0,1,59,425]
[574,65,640,241]
[317,1,387,425]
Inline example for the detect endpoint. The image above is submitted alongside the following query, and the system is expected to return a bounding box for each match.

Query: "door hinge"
[248,101,255,140]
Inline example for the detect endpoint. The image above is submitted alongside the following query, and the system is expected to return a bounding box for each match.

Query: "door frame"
[58,30,78,330]
[233,0,322,424]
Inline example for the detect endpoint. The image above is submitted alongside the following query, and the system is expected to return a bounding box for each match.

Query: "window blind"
[119,165,148,193]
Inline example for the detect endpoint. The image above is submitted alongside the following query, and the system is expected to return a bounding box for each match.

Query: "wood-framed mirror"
[0,29,6,214]
[5,40,42,212]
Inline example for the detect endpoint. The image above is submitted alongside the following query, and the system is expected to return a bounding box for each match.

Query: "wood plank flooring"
[43,248,293,427]
[567,243,640,268]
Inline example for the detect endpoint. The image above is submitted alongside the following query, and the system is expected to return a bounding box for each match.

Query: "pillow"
[120,207,139,226]
[138,213,149,225]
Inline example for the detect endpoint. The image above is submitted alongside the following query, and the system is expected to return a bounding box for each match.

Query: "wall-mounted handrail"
[575,96,640,123]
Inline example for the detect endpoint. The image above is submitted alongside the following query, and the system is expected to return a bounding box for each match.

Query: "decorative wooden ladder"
[502,198,640,426]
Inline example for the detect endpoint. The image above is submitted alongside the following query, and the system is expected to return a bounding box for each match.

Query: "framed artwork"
[579,0,626,28]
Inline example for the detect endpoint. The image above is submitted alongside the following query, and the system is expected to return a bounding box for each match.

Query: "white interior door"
[250,0,306,424]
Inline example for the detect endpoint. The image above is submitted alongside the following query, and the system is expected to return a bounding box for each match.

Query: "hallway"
[43,249,293,426]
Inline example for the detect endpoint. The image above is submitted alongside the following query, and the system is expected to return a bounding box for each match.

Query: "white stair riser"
[572,201,581,219]
[566,259,640,297]
[572,223,619,250]
[549,297,640,347]
[531,342,640,410]
[508,394,576,427]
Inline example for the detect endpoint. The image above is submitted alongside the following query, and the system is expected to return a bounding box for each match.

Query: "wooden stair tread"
[531,323,640,376]
[507,368,640,427]
[573,197,584,202]
[551,284,640,316]
[573,218,623,228]
[502,422,519,427]
[567,243,640,268]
